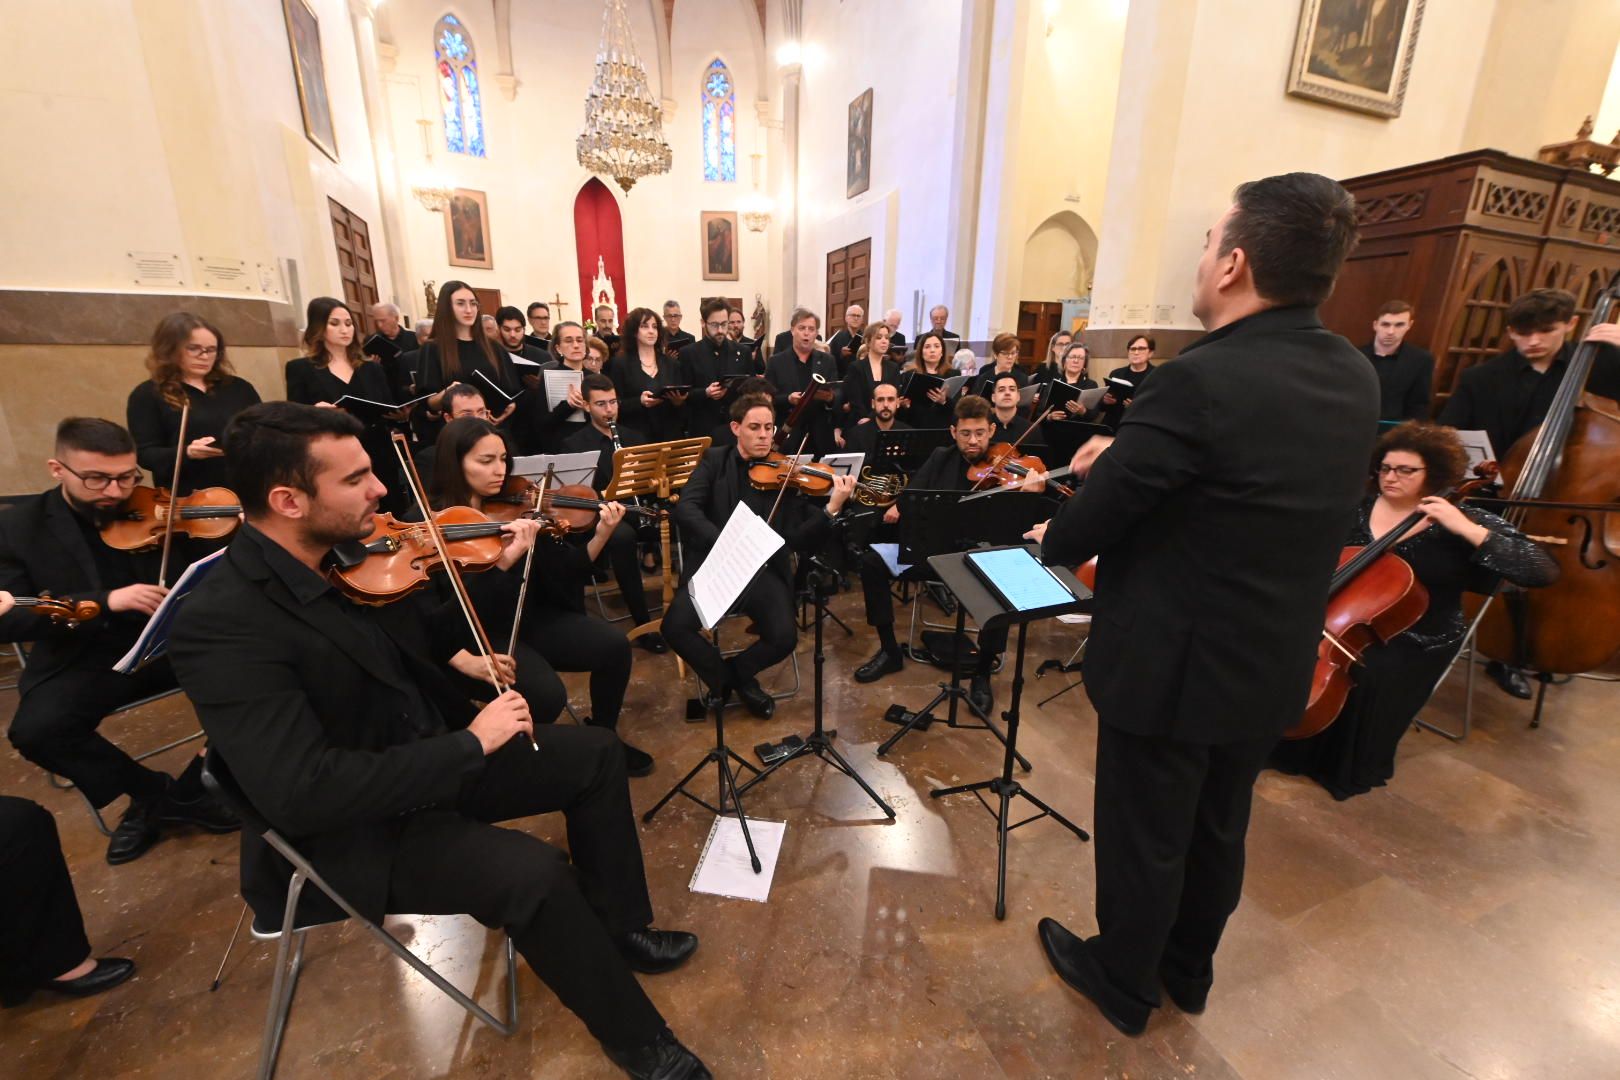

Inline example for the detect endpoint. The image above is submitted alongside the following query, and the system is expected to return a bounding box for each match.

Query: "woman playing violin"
[1270,422,1557,799]
[426,418,653,776]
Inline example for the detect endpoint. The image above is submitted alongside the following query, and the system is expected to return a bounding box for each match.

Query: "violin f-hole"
[1569,513,1609,571]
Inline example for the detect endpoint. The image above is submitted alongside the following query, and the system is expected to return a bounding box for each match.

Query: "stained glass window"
[435,15,486,158]
[702,59,736,182]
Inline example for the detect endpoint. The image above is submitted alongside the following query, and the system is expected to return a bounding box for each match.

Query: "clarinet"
[608,421,648,520]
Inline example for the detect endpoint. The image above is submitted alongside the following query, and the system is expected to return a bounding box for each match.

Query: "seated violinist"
[426,416,653,775]
[662,392,855,719]
[1269,422,1557,799]
[0,418,237,866]
[854,395,1008,716]
[166,404,707,1079]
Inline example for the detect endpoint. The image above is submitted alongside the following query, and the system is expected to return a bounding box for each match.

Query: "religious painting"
[701,211,739,282]
[1287,0,1426,118]
[445,189,494,269]
[281,0,338,162]
[847,88,873,198]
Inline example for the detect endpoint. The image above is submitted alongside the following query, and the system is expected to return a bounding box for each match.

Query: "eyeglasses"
[1127,345,1151,353]
[184,344,220,357]
[58,462,142,491]
[1376,464,1425,477]
[705,321,727,331]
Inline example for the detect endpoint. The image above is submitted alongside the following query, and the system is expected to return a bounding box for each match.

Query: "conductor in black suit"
[1033,174,1378,1036]
[166,403,710,1080]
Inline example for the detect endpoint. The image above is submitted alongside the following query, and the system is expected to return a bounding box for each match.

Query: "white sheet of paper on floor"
[689,816,787,902]
[870,542,911,578]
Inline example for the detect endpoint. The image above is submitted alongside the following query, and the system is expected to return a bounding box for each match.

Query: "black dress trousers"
[0,797,92,1000]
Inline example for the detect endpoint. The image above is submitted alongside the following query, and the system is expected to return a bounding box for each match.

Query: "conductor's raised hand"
[1024,520,1048,545]
[1069,435,1115,479]
[467,690,533,755]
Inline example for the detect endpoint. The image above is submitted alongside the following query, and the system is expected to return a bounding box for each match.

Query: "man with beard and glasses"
[167,403,709,1079]
[679,298,754,442]
[0,418,238,865]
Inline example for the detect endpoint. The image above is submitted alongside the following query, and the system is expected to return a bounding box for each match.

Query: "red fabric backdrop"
[573,178,628,330]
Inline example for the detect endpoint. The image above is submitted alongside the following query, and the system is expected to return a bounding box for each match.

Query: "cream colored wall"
[381,0,768,323]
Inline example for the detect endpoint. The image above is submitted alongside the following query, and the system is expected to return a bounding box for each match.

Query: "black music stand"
[872,428,950,475]
[1038,419,1112,470]
[927,545,1092,919]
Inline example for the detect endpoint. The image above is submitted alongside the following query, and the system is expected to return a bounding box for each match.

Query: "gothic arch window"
[701,58,736,182]
[435,14,486,158]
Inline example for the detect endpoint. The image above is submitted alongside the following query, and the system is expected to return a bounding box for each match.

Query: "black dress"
[1088,364,1154,429]
[897,366,955,430]
[126,377,261,494]
[609,352,686,442]
[1270,497,1557,799]
[839,356,903,430]
[284,357,401,505]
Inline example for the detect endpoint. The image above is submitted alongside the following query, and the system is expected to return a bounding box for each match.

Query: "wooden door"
[327,198,380,332]
[471,288,503,319]
[1016,301,1062,368]
[825,238,871,331]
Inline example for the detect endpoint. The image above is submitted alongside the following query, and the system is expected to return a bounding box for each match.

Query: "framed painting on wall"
[1286,0,1426,118]
[446,189,494,270]
[281,0,339,161]
[701,211,739,281]
[847,88,873,198]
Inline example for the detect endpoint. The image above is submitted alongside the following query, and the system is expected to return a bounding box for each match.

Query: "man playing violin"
[853,395,1009,716]
[0,418,238,865]
[662,392,855,719]
[166,403,709,1080]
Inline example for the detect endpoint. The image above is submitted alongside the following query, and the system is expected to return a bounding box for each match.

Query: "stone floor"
[3,588,1618,1079]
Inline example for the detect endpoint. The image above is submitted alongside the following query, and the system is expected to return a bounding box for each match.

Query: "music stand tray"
[872,428,950,475]
[926,544,1093,920]
[601,436,711,655]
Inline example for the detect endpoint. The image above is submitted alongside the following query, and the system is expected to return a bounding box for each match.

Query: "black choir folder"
[331,391,432,424]
[362,333,401,361]
[1032,379,1084,417]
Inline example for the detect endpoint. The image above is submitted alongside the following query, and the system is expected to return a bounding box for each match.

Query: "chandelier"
[576,0,671,194]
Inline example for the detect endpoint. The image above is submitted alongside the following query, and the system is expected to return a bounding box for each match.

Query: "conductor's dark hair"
[430,417,507,510]
[55,417,135,458]
[1505,289,1577,331]
[1376,421,1469,497]
[495,305,525,326]
[730,391,775,423]
[953,394,992,424]
[581,372,616,397]
[225,402,364,516]
[1221,172,1359,308]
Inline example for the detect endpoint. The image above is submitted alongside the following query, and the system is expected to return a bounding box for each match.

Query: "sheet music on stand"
[541,368,586,421]
[818,452,865,478]
[1454,429,1497,472]
[511,451,600,487]
[688,503,784,629]
[113,547,228,674]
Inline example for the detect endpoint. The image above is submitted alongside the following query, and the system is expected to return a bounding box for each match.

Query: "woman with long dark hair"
[416,280,520,430]
[1270,422,1557,799]
[896,329,956,429]
[426,418,652,775]
[609,307,687,441]
[126,312,261,494]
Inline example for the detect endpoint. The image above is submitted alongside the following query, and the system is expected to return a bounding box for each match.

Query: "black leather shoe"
[44,958,137,998]
[605,1027,711,1079]
[735,679,775,719]
[1160,968,1209,1014]
[616,928,699,974]
[623,742,655,778]
[1037,918,1149,1036]
[106,797,162,865]
[968,675,994,718]
[636,633,668,654]
[158,788,240,834]
[1486,660,1533,699]
[855,647,904,683]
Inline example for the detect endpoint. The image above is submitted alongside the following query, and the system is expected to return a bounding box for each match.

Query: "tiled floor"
[3,591,1617,1079]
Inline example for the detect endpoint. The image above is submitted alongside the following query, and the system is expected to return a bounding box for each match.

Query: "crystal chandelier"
[576,0,671,194]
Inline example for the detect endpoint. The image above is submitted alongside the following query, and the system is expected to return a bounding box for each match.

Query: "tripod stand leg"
[815,740,896,818]
[642,751,714,824]
[1017,788,1091,841]
[876,687,950,756]
[716,753,762,873]
[994,783,1012,921]
[980,715,1033,773]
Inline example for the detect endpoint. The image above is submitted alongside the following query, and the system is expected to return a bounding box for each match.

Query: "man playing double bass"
[1031,174,1378,1036]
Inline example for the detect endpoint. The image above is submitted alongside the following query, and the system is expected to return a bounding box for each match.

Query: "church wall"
[382,0,768,328]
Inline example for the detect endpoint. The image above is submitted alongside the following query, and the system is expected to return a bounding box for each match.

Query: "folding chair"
[686,608,802,709]
[1415,594,1495,742]
[201,750,519,1080]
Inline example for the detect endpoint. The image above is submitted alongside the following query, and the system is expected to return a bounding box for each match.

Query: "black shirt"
[1438,343,1620,458]
[1090,364,1155,429]
[284,357,395,410]
[910,445,978,491]
[1359,342,1434,421]
[839,356,903,428]
[415,339,519,399]
[970,365,1030,399]
[664,330,696,360]
[841,418,912,466]
[991,412,1033,445]
[608,352,686,442]
[127,377,262,493]
[827,329,864,377]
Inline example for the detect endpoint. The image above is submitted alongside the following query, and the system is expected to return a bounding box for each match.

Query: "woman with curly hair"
[1270,422,1558,799]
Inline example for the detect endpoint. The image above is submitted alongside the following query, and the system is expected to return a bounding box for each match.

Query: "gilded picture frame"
[445,189,494,270]
[281,0,339,162]
[1286,0,1426,119]
[701,211,739,282]
[847,88,873,198]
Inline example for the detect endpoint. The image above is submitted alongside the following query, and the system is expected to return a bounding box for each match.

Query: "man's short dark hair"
[992,372,1021,390]
[495,305,525,326]
[1506,289,1577,332]
[581,373,616,397]
[953,395,992,424]
[443,383,488,411]
[55,418,134,458]
[225,402,364,516]
[1221,172,1358,308]
[1376,299,1414,319]
[699,297,729,322]
[730,391,774,423]
[526,301,549,317]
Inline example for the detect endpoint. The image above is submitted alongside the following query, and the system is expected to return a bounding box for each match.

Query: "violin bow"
[766,432,813,525]
[506,468,550,656]
[390,432,537,751]
[156,401,190,589]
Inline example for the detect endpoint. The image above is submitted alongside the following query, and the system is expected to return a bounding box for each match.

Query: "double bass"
[1476,274,1620,710]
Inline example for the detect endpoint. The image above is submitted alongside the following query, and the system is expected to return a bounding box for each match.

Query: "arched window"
[701,58,736,182]
[435,14,486,158]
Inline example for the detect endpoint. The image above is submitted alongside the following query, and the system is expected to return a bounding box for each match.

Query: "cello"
[1475,273,1620,718]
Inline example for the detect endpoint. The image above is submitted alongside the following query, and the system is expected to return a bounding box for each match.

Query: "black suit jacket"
[678,337,754,439]
[765,349,840,453]
[1359,342,1434,420]
[168,527,484,924]
[1041,306,1378,743]
[672,446,832,586]
[0,489,196,693]
[1438,343,1620,460]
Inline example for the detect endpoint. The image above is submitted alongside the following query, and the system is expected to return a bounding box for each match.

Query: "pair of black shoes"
[1037,918,1209,1037]
[1,957,137,1008]
[107,761,240,866]
[855,646,904,683]
[1486,660,1534,699]
[607,931,709,1078]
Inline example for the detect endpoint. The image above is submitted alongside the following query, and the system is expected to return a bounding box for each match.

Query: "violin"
[327,506,566,604]
[746,453,907,507]
[100,486,242,551]
[967,444,1075,496]
[485,476,656,530]
[11,594,101,627]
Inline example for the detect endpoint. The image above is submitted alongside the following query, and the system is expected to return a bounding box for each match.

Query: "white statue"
[591,256,617,313]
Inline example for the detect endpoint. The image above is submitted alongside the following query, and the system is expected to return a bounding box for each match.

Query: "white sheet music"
[113,547,228,674]
[541,368,586,420]
[508,352,542,368]
[1454,429,1497,471]
[818,452,865,478]
[688,503,785,629]
[689,816,786,900]
[511,451,600,487]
